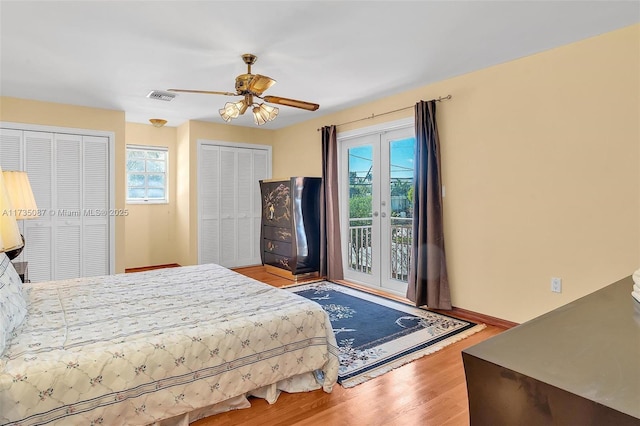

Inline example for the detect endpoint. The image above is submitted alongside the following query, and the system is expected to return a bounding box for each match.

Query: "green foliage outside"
[349,194,372,224]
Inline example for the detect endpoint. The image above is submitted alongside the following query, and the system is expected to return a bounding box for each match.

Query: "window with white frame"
[126,145,168,203]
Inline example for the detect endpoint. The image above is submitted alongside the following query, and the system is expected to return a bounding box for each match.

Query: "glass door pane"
[388,136,415,285]
[347,145,374,277]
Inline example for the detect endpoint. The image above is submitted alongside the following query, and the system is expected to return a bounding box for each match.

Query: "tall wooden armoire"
[259,177,322,280]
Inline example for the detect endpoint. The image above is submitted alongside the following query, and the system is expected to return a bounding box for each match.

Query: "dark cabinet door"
[260,182,291,228]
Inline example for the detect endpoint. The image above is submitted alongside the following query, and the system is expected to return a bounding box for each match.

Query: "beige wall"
[271,24,640,323]
[124,122,177,269]
[0,97,128,273]
[175,121,192,268]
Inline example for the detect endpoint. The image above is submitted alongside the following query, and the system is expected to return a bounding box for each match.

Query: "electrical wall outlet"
[551,277,562,293]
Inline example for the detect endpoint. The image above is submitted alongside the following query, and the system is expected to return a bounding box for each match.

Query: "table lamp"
[2,170,37,260]
[0,167,24,256]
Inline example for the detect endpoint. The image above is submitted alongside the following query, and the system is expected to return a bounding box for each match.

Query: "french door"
[339,120,415,295]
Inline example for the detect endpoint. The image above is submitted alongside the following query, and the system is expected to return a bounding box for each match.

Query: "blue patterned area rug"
[289,281,485,388]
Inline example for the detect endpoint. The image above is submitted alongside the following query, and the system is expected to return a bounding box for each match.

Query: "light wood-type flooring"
[189,265,508,426]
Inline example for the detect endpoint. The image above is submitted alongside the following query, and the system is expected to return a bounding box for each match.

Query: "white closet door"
[83,136,109,276]
[0,129,23,170]
[198,142,270,268]
[54,133,82,280]
[24,131,55,282]
[0,127,111,281]
[219,147,237,266]
[236,148,254,266]
[199,145,220,264]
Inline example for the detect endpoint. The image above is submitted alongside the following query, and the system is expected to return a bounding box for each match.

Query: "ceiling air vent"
[147,90,176,101]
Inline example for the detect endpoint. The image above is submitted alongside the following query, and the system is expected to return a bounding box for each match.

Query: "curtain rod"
[317,94,452,131]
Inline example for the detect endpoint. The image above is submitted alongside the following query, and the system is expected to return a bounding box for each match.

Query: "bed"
[0,256,339,425]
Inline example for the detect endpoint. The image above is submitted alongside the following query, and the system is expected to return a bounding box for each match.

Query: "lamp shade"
[261,103,279,121]
[0,167,24,252]
[253,106,267,126]
[253,103,279,126]
[2,171,38,220]
[219,101,241,122]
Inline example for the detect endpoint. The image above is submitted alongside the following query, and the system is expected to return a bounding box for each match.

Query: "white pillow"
[0,252,27,356]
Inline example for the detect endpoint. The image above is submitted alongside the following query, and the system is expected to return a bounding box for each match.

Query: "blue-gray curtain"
[320,125,344,280]
[406,100,452,309]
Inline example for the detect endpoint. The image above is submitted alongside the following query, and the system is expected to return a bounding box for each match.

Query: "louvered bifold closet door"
[54,134,82,280]
[0,128,111,282]
[219,147,237,266]
[236,148,254,266]
[198,144,269,268]
[24,131,55,282]
[0,130,56,281]
[82,136,109,277]
[220,147,268,268]
[199,145,220,264]
[24,132,56,282]
[0,129,23,170]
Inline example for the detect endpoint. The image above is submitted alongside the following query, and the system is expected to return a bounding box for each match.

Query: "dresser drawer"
[263,252,293,271]
[263,239,292,257]
[262,225,292,242]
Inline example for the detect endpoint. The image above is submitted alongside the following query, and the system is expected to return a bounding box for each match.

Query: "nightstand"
[12,261,28,283]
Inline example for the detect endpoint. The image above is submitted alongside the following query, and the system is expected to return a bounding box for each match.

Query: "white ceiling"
[1,1,638,129]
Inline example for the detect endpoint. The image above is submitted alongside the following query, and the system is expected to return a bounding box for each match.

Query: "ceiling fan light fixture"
[253,106,267,126]
[219,101,243,122]
[235,98,249,115]
[261,103,279,121]
[219,107,233,122]
[172,54,318,126]
[252,103,279,126]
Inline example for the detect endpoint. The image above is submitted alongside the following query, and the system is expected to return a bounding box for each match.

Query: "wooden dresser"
[462,276,640,425]
[259,177,322,280]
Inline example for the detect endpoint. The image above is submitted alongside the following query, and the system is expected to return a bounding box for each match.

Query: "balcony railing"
[348,217,413,282]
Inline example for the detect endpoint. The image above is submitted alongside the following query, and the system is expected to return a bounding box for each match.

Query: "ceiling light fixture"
[149,118,167,128]
[218,94,279,126]
[170,54,317,127]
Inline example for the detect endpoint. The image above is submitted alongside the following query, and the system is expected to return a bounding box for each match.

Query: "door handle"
[373,211,379,217]
[381,212,387,218]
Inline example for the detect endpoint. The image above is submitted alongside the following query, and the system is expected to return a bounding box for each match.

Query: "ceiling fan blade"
[263,96,319,111]
[168,89,237,96]
[248,75,276,95]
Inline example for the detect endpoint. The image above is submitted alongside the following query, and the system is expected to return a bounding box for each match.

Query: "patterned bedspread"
[0,264,339,425]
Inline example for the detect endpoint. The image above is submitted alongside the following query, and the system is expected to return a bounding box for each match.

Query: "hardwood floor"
[192,266,508,426]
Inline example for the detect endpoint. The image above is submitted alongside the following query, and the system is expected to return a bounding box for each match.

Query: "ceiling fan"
[168,54,320,125]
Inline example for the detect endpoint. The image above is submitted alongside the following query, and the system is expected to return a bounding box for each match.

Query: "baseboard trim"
[435,306,519,330]
[125,263,181,273]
